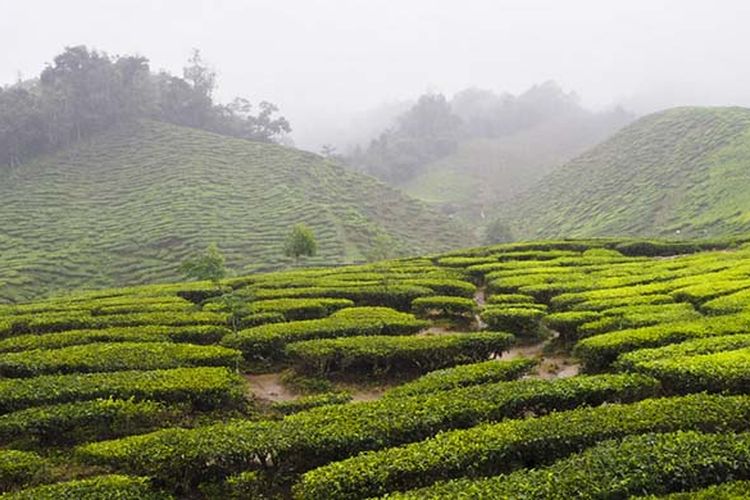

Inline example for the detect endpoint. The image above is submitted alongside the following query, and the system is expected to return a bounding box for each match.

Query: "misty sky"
[3,0,750,150]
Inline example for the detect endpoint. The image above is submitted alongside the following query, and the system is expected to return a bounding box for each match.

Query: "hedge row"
[0,475,172,500]
[248,298,353,320]
[0,342,242,377]
[670,280,750,306]
[0,310,228,338]
[0,325,231,354]
[411,296,476,319]
[0,398,176,444]
[221,307,427,360]
[0,367,245,413]
[250,285,434,310]
[383,358,536,398]
[615,333,750,372]
[576,303,701,337]
[295,393,750,499]
[76,374,657,489]
[631,348,750,393]
[0,450,46,492]
[480,307,546,337]
[388,431,750,499]
[542,311,601,341]
[637,481,750,499]
[0,294,191,318]
[568,294,674,312]
[702,288,750,315]
[573,314,750,371]
[484,293,535,305]
[271,392,352,416]
[285,333,515,375]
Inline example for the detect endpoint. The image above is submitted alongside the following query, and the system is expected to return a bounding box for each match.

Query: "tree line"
[0,46,291,168]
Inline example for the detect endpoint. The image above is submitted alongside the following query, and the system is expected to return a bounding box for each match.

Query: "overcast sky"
[3,0,750,149]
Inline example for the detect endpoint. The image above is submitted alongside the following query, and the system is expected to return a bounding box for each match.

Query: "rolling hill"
[508,107,750,239]
[0,120,472,303]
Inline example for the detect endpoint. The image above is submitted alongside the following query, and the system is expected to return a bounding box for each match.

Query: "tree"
[484,218,514,245]
[284,224,317,265]
[365,232,399,262]
[180,243,227,285]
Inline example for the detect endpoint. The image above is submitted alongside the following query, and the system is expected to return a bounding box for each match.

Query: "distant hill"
[0,120,472,302]
[402,111,630,219]
[508,107,750,239]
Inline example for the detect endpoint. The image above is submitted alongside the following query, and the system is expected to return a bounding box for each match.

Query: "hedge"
[221,307,427,360]
[271,392,352,416]
[400,279,476,298]
[702,288,750,314]
[0,398,176,443]
[248,298,353,320]
[296,393,750,499]
[383,358,536,398]
[411,296,476,319]
[0,311,228,338]
[0,367,245,413]
[387,431,750,499]
[0,475,172,499]
[250,285,434,310]
[576,303,701,337]
[615,333,750,372]
[568,294,674,312]
[0,325,231,354]
[485,294,535,305]
[0,342,242,377]
[573,314,750,371]
[0,450,46,492]
[285,333,515,375]
[542,311,601,341]
[637,481,750,499]
[76,374,657,489]
[480,307,545,337]
[631,348,750,393]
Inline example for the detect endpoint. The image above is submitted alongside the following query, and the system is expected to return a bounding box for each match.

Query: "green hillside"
[2,236,750,497]
[0,120,472,303]
[509,107,750,239]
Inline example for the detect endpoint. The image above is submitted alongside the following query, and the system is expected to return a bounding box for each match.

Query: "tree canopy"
[284,224,318,264]
[180,243,227,285]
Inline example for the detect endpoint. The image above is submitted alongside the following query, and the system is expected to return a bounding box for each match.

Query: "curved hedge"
[411,296,476,319]
[221,307,427,360]
[295,393,750,499]
[0,342,242,377]
[0,450,46,492]
[387,431,750,499]
[0,398,175,443]
[250,285,434,310]
[271,392,352,416]
[480,307,545,337]
[247,298,353,320]
[383,358,535,399]
[76,374,657,489]
[285,333,514,375]
[0,367,245,413]
[0,475,172,499]
[637,481,750,499]
[542,311,601,341]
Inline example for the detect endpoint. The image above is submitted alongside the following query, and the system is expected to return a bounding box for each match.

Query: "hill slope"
[509,107,750,239]
[0,120,471,302]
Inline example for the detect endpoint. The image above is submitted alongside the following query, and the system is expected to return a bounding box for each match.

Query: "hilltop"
[0,120,472,302]
[508,107,750,239]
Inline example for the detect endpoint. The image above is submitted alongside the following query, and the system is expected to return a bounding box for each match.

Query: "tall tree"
[284,224,318,265]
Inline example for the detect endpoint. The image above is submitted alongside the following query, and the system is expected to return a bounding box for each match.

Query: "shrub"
[576,303,701,337]
[0,325,230,354]
[285,333,515,375]
[250,285,434,311]
[573,314,750,371]
[400,279,476,298]
[702,288,750,315]
[0,398,176,443]
[0,450,47,492]
[0,474,172,499]
[76,374,657,489]
[0,342,242,377]
[271,392,352,416]
[221,307,427,360]
[543,311,601,341]
[248,298,353,320]
[568,294,674,312]
[636,481,750,499]
[388,431,750,499]
[295,394,750,500]
[485,294,535,305]
[0,367,245,413]
[480,307,545,337]
[411,296,476,319]
[383,358,536,398]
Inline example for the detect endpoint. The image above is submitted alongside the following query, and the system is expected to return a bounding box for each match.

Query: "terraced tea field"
[2,236,750,498]
[0,120,471,303]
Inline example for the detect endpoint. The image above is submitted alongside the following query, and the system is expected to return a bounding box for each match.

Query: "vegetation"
[284,224,318,265]
[180,243,227,285]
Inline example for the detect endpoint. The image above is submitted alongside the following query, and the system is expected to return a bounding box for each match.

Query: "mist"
[3,0,750,150]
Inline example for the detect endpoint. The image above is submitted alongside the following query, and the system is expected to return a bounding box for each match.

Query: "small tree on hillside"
[180,243,227,286]
[284,224,317,265]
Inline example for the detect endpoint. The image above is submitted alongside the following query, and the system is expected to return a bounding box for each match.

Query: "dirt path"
[244,373,296,402]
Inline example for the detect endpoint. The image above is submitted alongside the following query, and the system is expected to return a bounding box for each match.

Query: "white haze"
[2,0,750,150]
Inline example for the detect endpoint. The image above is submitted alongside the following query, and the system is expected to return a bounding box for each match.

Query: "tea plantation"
[2,236,750,498]
[0,120,471,304]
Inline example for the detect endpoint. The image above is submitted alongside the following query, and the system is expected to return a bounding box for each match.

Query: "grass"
[0,120,472,303]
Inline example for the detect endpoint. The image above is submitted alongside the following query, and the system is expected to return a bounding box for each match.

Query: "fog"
[3,0,750,150]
